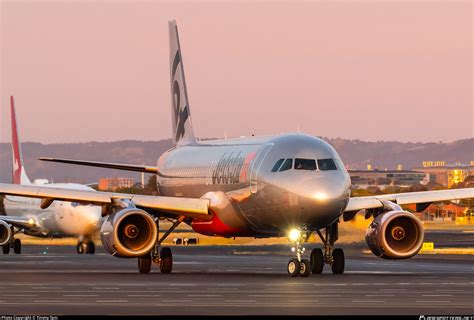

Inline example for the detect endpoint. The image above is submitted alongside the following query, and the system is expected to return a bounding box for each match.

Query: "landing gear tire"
[76,241,87,254]
[299,259,311,277]
[159,247,173,274]
[331,248,345,275]
[86,241,95,254]
[13,239,21,254]
[310,248,324,274]
[138,254,152,274]
[2,243,10,254]
[287,258,300,277]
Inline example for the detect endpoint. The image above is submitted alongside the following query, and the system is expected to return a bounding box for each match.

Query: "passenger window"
[279,159,293,172]
[317,159,338,171]
[271,159,285,172]
[294,158,317,171]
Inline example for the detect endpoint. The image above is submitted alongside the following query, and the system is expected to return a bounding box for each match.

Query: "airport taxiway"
[0,230,472,315]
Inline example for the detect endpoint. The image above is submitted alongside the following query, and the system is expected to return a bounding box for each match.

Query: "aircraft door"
[250,143,273,193]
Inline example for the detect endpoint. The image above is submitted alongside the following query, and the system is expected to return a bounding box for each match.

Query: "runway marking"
[34,300,68,303]
[352,300,385,303]
[1,294,37,297]
[127,294,162,297]
[169,284,197,287]
[416,300,452,303]
[422,294,453,297]
[93,287,120,290]
[32,287,62,290]
[380,288,406,291]
[225,300,257,303]
[187,294,221,297]
[96,300,129,303]
[365,294,394,297]
[63,294,99,297]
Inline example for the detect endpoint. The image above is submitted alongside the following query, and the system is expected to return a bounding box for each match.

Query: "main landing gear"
[137,216,185,274]
[2,226,22,255]
[2,238,21,254]
[287,221,345,277]
[76,239,95,254]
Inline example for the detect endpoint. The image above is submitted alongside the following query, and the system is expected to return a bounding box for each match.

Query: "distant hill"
[0,138,472,183]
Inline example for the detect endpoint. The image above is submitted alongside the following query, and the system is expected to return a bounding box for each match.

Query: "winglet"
[10,96,31,185]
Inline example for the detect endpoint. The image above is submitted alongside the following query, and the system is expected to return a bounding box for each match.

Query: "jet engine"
[100,208,158,257]
[0,220,12,246]
[365,210,424,259]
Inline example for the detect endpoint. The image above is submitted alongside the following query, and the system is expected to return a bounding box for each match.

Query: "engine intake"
[365,210,424,259]
[100,208,157,257]
[0,220,12,246]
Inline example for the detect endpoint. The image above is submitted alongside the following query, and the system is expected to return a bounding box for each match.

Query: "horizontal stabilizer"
[40,158,158,174]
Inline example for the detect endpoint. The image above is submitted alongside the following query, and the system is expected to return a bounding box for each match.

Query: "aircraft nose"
[299,172,350,202]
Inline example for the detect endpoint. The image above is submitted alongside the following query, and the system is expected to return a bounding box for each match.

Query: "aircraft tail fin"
[10,96,31,185]
[169,20,197,146]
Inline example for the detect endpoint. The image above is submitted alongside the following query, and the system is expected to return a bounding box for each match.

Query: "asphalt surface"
[0,230,472,315]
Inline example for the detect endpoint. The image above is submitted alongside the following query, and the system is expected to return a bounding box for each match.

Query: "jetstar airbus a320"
[2,21,472,277]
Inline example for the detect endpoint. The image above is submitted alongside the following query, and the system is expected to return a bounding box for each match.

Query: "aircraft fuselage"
[156,133,351,237]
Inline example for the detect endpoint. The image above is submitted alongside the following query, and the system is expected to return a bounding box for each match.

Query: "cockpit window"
[317,159,338,171]
[279,159,293,172]
[294,158,317,170]
[271,159,285,172]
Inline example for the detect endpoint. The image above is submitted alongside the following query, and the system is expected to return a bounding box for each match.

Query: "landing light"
[288,229,301,242]
[28,218,35,226]
[313,192,328,201]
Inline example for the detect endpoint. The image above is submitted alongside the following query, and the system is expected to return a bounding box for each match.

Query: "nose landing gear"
[287,221,345,277]
[287,230,311,277]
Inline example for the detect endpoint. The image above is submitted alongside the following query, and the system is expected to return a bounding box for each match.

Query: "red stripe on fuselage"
[191,210,249,237]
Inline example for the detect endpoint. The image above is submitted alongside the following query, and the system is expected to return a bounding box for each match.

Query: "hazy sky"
[1,0,472,143]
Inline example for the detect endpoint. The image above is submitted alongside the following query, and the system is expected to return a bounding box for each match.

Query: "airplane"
[0,96,102,254]
[0,20,472,277]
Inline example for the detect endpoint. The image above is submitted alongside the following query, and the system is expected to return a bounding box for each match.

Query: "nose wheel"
[287,230,311,277]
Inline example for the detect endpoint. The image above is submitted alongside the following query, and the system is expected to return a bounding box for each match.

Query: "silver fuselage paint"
[3,183,102,238]
[156,133,351,236]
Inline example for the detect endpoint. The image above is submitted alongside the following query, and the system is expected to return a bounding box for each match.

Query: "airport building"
[349,169,429,188]
[412,161,474,187]
[98,177,135,191]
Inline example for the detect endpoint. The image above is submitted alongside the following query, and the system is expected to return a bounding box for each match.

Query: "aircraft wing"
[0,215,37,230]
[0,183,210,220]
[344,188,474,214]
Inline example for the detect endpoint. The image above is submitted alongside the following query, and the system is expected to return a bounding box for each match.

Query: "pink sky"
[1,0,472,143]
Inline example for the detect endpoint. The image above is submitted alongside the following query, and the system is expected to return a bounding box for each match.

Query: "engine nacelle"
[100,208,158,257]
[0,220,12,246]
[365,210,424,259]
